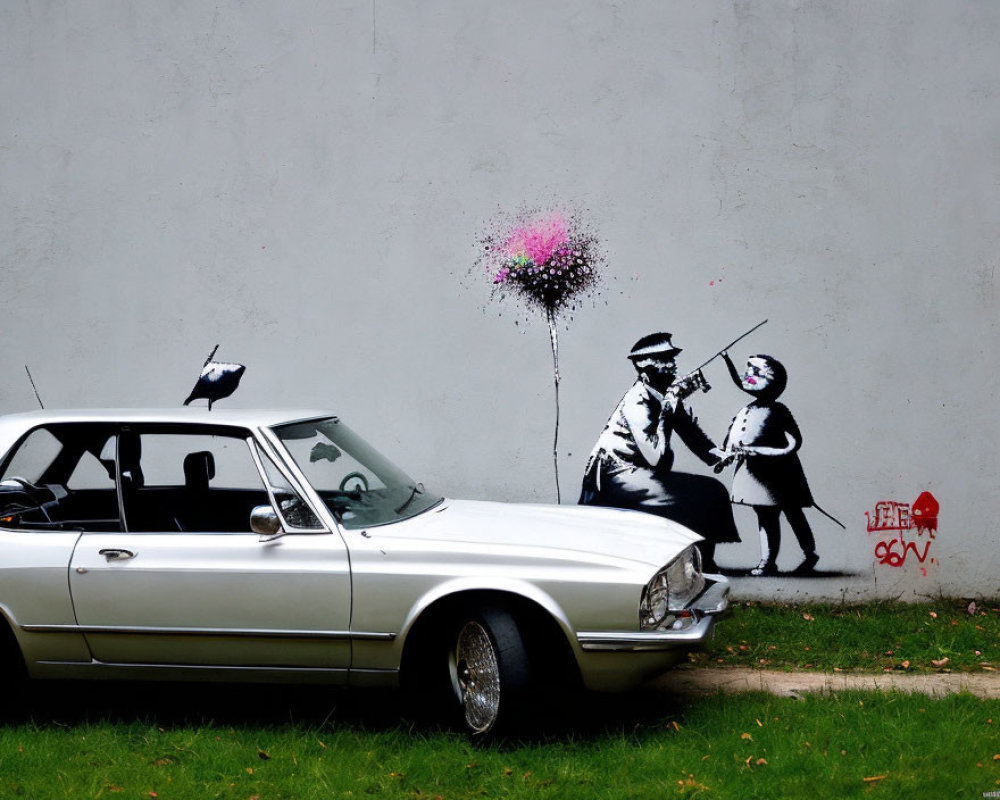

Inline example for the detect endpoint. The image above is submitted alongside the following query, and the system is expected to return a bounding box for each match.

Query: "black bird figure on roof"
[183,345,246,410]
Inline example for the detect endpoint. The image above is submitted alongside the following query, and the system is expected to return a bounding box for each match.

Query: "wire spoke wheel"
[453,620,502,734]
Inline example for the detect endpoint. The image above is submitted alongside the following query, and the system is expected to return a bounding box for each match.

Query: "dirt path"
[653,667,1000,699]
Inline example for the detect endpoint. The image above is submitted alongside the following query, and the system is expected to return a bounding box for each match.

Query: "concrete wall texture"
[1,2,997,600]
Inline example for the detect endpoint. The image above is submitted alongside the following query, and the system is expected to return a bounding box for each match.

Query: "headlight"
[639,545,705,630]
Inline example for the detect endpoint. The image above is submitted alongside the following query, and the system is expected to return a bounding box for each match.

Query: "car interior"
[0,425,273,534]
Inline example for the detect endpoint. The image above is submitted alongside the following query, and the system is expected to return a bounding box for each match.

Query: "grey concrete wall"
[1,1,997,599]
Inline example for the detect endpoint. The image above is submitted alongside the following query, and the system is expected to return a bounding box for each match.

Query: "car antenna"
[24,365,44,409]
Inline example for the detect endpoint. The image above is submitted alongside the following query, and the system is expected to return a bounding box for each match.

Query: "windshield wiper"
[394,482,424,514]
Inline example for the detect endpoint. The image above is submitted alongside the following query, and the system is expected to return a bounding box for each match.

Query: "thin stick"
[547,310,561,504]
[24,366,44,409]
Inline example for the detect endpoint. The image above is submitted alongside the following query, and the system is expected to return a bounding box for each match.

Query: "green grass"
[0,690,997,799]
[694,599,1000,672]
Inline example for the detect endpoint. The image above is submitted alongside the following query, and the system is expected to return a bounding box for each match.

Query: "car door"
[68,426,353,674]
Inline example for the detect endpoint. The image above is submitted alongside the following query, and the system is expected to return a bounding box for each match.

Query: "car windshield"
[271,418,442,529]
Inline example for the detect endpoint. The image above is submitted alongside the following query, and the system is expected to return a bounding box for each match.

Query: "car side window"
[252,442,323,531]
[121,432,272,534]
[1,428,61,484]
[66,448,116,491]
[0,426,121,532]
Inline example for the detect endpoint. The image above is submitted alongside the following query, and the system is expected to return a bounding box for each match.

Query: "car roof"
[0,408,337,429]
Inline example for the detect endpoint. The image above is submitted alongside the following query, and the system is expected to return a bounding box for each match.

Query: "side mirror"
[251,505,284,541]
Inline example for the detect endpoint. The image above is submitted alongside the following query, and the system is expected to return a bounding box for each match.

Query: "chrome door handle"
[98,548,136,561]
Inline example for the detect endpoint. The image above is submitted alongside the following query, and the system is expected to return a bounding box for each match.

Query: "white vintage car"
[0,409,728,733]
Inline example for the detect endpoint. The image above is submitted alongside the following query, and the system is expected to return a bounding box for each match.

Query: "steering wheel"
[338,471,369,496]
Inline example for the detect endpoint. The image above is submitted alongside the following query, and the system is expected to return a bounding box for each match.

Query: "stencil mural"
[476,209,604,502]
[183,345,246,411]
[578,322,852,577]
[578,331,745,573]
[715,353,844,576]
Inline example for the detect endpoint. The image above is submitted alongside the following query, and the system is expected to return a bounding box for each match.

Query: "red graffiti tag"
[865,501,911,532]
[866,492,939,570]
[873,538,932,568]
[910,491,939,536]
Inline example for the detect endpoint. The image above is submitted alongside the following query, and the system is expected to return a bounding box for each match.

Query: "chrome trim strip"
[37,658,350,674]
[22,624,395,641]
[578,616,716,652]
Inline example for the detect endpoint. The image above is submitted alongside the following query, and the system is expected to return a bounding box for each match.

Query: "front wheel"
[448,607,531,736]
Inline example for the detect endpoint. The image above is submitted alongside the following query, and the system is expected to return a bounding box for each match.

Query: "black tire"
[447,606,532,736]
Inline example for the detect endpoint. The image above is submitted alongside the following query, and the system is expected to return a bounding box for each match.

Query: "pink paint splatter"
[503,212,569,266]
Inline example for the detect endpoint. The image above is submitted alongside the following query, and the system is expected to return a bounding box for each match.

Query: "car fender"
[393,575,581,662]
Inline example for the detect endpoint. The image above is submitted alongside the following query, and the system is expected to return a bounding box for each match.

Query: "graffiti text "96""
[874,538,931,568]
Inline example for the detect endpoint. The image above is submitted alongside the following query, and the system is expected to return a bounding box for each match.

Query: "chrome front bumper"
[576,576,729,652]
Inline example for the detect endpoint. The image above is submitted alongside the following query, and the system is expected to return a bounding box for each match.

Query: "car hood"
[362,498,701,573]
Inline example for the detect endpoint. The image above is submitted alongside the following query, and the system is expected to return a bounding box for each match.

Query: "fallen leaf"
[670,721,680,732]
[932,657,950,668]
[755,758,767,766]
[257,749,270,760]
[316,740,326,749]
[929,611,938,619]
[802,614,814,621]
[969,601,978,615]
[863,775,887,783]
[522,772,532,781]
[741,733,753,740]
[755,718,763,727]
[901,660,911,669]
[504,768,513,776]
[993,754,1000,761]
